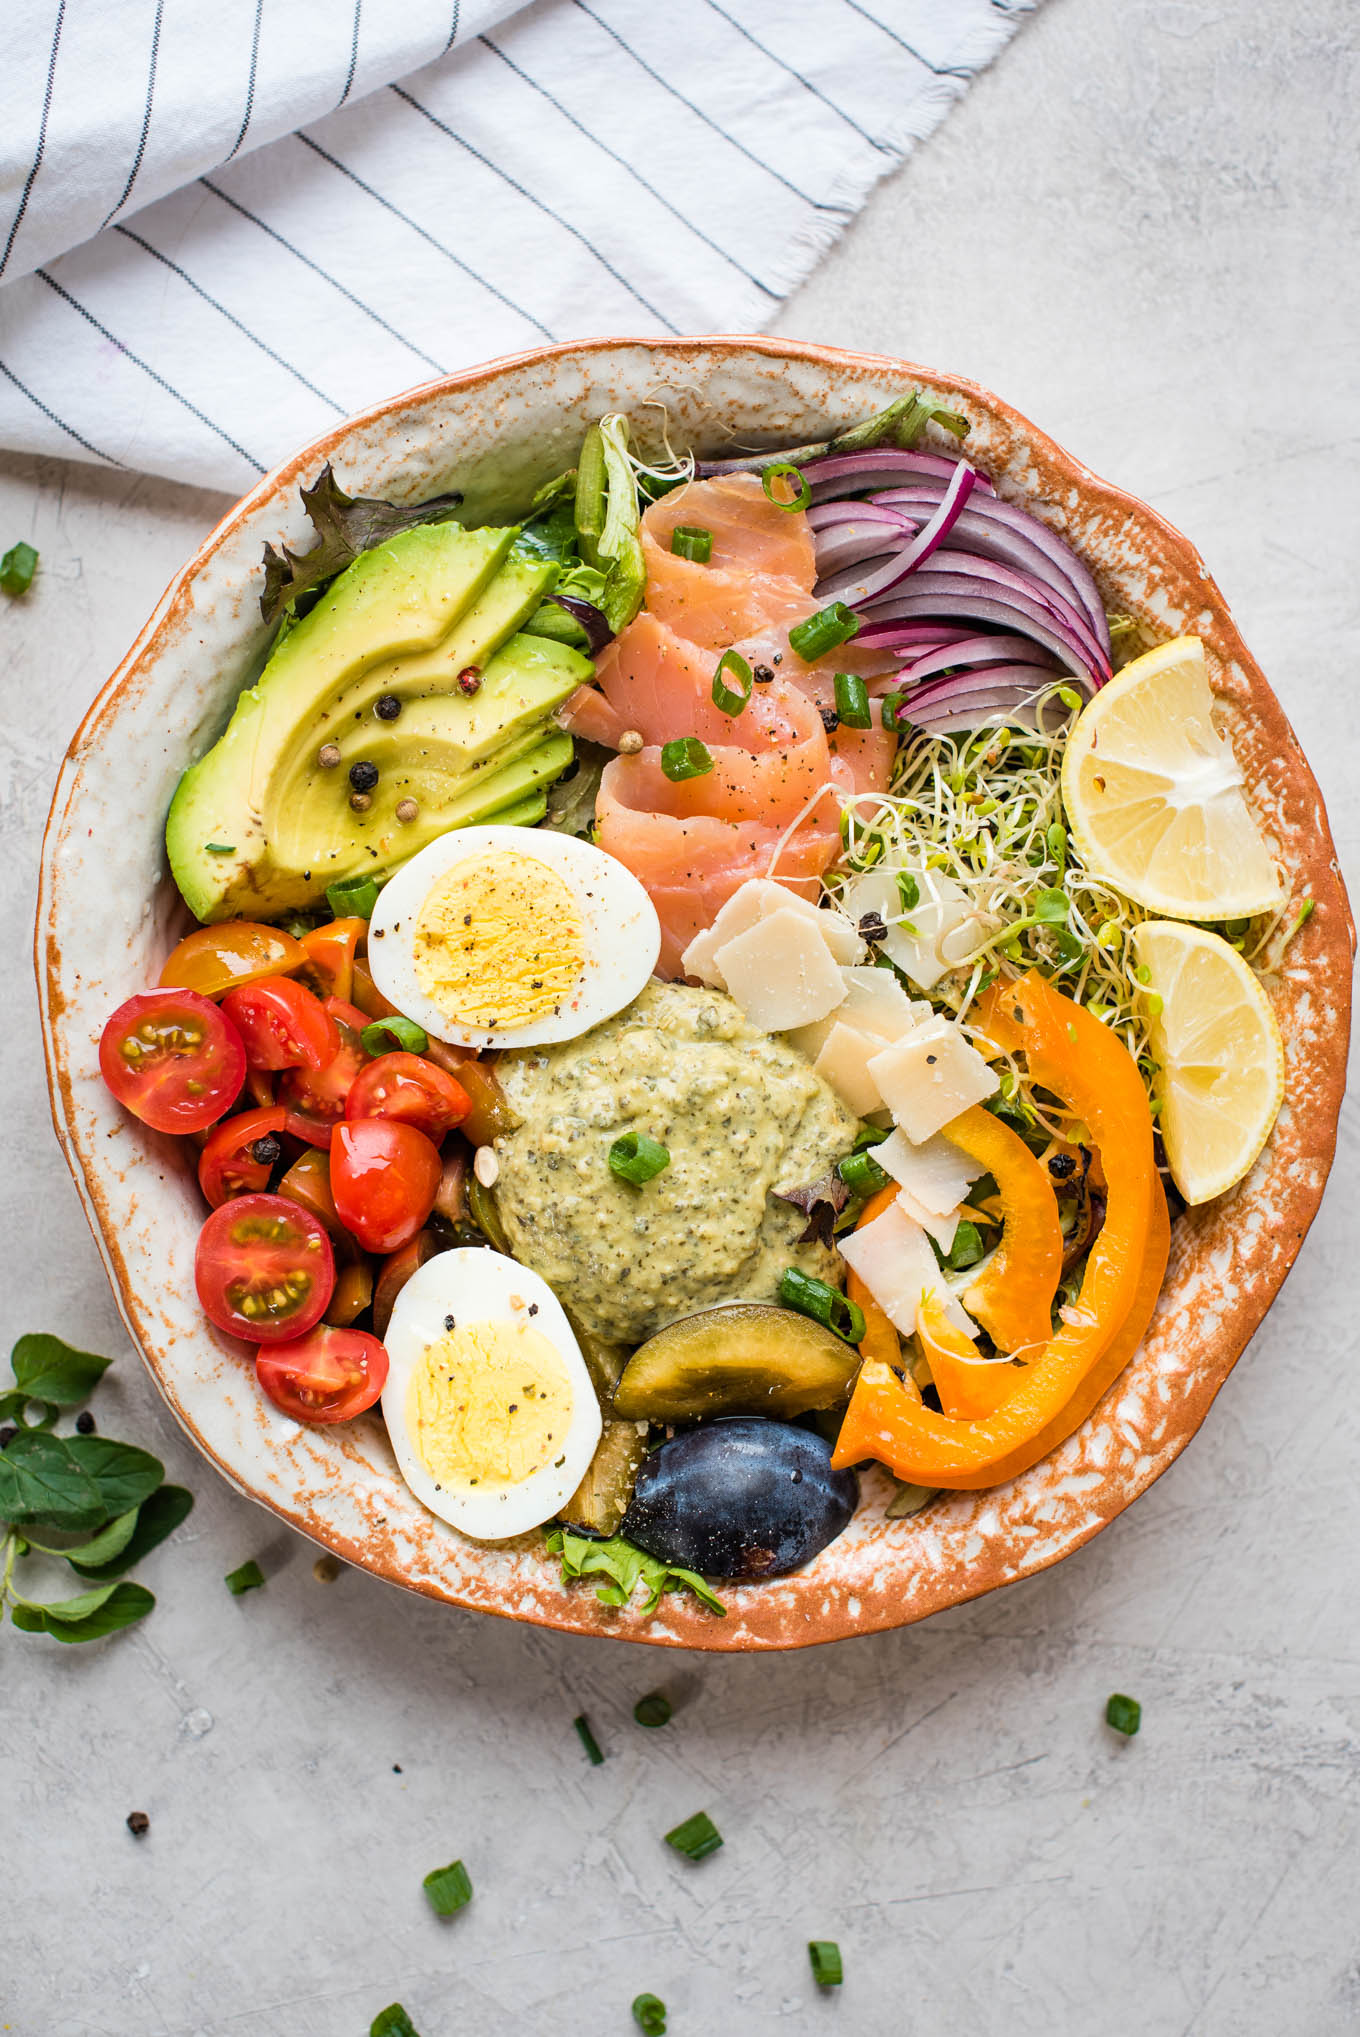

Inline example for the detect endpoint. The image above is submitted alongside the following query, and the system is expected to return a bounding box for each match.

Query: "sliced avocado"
[167,523,590,920]
[481,788,549,828]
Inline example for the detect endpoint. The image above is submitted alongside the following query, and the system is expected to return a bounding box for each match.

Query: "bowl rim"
[35,333,1355,1651]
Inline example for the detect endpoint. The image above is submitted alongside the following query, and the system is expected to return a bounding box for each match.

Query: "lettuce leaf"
[259,464,464,627]
[545,1526,726,1617]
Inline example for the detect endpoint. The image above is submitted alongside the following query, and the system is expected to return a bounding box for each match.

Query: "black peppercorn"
[250,1134,282,1169]
[126,1811,150,1837]
[349,759,379,793]
[75,1410,96,1434]
[752,663,774,684]
[1048,1152,1077,1179]
[858,912,888,945]
[819,705,841,733]
[374,693,401,720]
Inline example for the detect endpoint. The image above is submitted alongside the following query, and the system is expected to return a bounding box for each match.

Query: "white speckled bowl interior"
[36,338,1353,1650]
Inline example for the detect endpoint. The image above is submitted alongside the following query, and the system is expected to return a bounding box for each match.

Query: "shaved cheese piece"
[840,866,980,991]
[868,1017,998,1142]
[838,1201,977,1337]
[874,1128,982,1215]
[893,1185,959,1253]
[838,966,932,1042]
[713,908,846,1031]
[813,1021,891,1115]
[682,878,865,986]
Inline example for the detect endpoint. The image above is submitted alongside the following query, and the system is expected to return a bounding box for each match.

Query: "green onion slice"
[370,2006,422,2037]
[659,737,713,782]
[711,648,753,718]
[838,1150,890,1198]
[225,1560,265,1596]
[632,1995,667,2035]
[779,1268,865,1346]
[832,670,872,729]
[360,1016,429,1057]
[808,1941,844,1987]
[761,461,811,512]
[1106,1692,1141,1736]
[325,873,382,920]
[422,1858,473,1916]
[664,1810,723,1860]
[852,1124,890,1152]
[670,524,712,563]
[633,1692,672,1729]
[574,1714,605,1765]
[789,601,861,663]
[0,540,38,596]
[609,1132,671,1185]
[204,842,237,856]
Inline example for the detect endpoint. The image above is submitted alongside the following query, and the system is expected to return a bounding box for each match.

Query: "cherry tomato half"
[277,999,368,1146]
[197,1105,288,1208]
[195,1192,334,1343]
[345,1053,471,1141]
[220,976,340,1073]
[256,1324,388,1423]
[372,1230,439,1338]
[100,988,246,1133]
[160,922,307,999]
[331,1119,442,1254]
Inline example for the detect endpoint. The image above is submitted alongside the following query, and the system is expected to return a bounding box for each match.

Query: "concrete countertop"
[1,2,1356,2032]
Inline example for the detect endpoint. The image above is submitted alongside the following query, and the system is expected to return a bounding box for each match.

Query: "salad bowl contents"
[39,340,1351,1649]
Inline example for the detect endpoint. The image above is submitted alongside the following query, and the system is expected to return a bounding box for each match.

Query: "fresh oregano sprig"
[0,1334,192,1642]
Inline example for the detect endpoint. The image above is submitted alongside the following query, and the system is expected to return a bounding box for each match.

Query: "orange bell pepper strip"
[831,971,1159,1486]
[299,918,366,1005]
[914,1290,1019,1419]
[944,1104,1062,1356]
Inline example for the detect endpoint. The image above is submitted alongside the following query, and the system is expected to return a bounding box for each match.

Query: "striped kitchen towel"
[0,0,1038,495]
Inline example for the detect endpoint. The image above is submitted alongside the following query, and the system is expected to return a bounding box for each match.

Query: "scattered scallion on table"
[789,601,859,663]
[609,1132,671,1185]
[808,1940,843,1987]
[670,525,712,563]
[574,1714,605,1765]
[632,1994,667,2035]
[779,1268,865,1347]
[0,540,38,597]
[224,1560,264,1595]
[423,1858,473,1916]
[664,1810,723,1860]
[1106,1692,1141,1737]
[833,670,873,730]
[360,1016,428,1057]
[633,1692,672,1729]
[660,737,714,783]
[370,2007,422,2037]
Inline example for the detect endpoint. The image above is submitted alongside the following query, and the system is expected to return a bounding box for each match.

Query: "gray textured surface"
[2,1,1358,2032]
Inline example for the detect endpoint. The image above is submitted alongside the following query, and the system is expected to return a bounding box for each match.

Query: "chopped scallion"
[789,602,860,663]
[852,1124,889,1152]
[225,1560,265,1596]
[779,1267,865,1346]
[422,1858,473,1916]
[659,737,713,782]
[1105,1692,1141,1736]
[0,540,38,597]
[325,873,381,919]
[370,2006,422,2037]
[360,1016,428,1057]
[808,1941,843,1987]
[833,670,872,729]
[711,648,753,718]
[204,843,236,855]
[664,1810,722,1860]
[574,1714,605,1765]
[838,1149,890,1198]
[761,461,811,512]
[633,1692,672,1729]
[632,1995,667,2035]
[670,525,712,563]
[609,1132,671,1185]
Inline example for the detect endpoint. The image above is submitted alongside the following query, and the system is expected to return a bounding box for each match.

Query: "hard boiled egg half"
[381,1248,601,1540]
[366,823,660,1049]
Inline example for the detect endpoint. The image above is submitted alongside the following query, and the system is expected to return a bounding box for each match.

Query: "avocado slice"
[167,523,591,920]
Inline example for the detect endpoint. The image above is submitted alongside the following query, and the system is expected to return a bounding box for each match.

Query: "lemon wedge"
[1131,921,1285,1204]
[1062,636,1284,918]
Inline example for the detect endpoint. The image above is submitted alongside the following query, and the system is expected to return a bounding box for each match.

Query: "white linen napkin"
[0,0,1038,493]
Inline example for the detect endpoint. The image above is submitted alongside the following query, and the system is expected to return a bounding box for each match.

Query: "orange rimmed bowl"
[36,337,1354,1650]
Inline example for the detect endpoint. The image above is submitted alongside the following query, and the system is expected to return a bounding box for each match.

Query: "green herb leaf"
[37,1506,143,1570]
[370,2006,422,2037]
[360,1016,428,1057]
[546,1527,726,1618]
[423,1858,473,1916]
[1033,887,1070,926]
[761,461,811,512]
[69,1485,194,1581]
[711,648,753,718]
[0,1431,106,1530]
[10,1332,111,1407]
[0,1391,59,1430]
[896,870,921,912]
[660,737,713,783]
[664,1810,723,1860]
[574,1714,605,1765]
[833,670,872,729]
[852,1124,890,1152]
[225,1559,265,1595]
[325,873,382,920]
[808,1940,843,1986]
[670,524,712,563]
[942,1219,985,1272]
[779,1267,865,1347]
[259,464,463,627]
[788,602,860,663]
[65,1435,164,1518]
[0,539,38,597]
[1106,1692,1141,1736]
[609,1132,671,1185]
[10,1581,154,1643]
[632,1994,667,2035]
[633,1692,672,1729]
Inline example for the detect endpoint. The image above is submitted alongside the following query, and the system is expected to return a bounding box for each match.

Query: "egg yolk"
[406,1317,575,1493]
[412,850,584,1031]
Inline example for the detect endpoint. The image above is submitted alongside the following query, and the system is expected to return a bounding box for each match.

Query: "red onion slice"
[859,587,1100,682]
[815,466,979,608]
[806,499,914,532]
[865,555,1109,679]
[902,664,1077,712]
[898,634,1057,687]
[803,448,994,502]
[545,592,614,655]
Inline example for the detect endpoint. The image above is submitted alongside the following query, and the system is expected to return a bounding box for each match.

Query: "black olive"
[349,760,379,793]
[858,912,888,945]
[374,694,401,720]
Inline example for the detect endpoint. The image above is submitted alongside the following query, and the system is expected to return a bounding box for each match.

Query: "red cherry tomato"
[277,999,368,1146]
[219,976,340,1072]
[195,1192,335,1343]
[100,988,246,1133]
[255,1324,389,1424]
[345,1053,471,1141]
[330,1119,442,1254]
[298,918,366,1005]
[197,1106,288,1208]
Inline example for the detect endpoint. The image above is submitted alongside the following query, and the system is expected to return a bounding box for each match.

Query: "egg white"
[381,1247,602,1541]
[366,823,661,1049]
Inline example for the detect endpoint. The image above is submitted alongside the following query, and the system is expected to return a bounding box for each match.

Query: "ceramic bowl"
[36,338,1353,1651]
